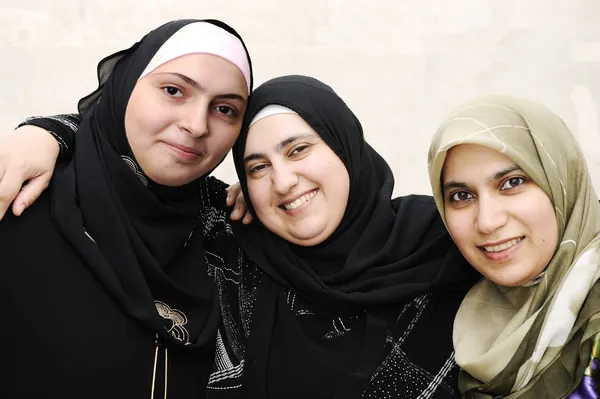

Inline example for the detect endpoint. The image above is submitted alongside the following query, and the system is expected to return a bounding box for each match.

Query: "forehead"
[148,53,248,96]
[443,144,516,180]
[244,113,320,152]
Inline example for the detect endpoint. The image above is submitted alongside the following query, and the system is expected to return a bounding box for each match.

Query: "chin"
[146,171,201,187]
[495,279,524,288]
[140,157,213,187]
[287,232,329,247]
[485,272,532,288]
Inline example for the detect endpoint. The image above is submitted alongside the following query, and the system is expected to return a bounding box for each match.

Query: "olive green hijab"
[428,95,600,398]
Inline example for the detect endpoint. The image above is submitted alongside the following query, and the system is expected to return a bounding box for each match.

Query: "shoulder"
[198,176,229,208]
[0,189,70,261]
[19,113,82,130]
[0,190,52,233]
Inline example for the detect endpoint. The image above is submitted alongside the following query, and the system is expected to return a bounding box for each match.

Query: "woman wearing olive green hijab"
[428,95,600,398]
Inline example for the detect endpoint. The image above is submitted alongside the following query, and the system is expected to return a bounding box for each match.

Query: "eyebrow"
[442,164,522,191]
[243,133,315,165]
[490,164,521,181]
[163,72,247,101]
[442,181,469,191]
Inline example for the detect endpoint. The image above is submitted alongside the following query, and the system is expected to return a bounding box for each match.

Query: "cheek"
[335,171,350,211]
[318,161,349,211]
[220,125,242,149]
[125,95,171,147]
[315,152,349,195]
[528,194,558,247]
[208,121,242,153]
[247,180,269,212]
[445,212,472,251]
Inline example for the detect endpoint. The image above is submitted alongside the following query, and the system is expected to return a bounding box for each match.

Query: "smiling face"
[243,113,350,246]
[442,144,558,286]
[124,53,248,186]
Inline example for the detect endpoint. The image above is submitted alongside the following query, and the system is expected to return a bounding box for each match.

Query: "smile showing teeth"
[483,237,523,253]
[283,190,318,210]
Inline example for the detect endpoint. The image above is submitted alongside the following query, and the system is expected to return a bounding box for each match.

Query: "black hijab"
[50,19,253,351]
[231,75,476,397]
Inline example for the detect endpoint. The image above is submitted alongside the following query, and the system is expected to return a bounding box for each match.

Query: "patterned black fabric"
[204,231,469,398]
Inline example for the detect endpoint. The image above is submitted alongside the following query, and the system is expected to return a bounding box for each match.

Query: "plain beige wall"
[2,0,599,196]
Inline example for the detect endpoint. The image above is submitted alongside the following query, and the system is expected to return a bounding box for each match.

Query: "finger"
[225,188,235,206]
[232,195,247,216]
[230,208,242,221]
[226,182,242,206]
[0,168,24,221]
[12,174,51,216]
[242,211,253,224]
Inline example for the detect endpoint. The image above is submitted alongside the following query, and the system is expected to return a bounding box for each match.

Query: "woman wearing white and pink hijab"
[0,19,253,398]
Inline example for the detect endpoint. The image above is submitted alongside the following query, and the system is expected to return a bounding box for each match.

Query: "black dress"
[0,175,230,398]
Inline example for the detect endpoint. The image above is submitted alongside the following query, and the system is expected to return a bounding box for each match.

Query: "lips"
[164,141,203,162]
[167,142,202,156]
[480,237,524,253]
[281,189,318,210]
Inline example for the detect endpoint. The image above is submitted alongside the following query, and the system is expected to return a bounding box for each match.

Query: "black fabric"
[2,19,254,398]
[231,75,478,398]
[0,189,211,398]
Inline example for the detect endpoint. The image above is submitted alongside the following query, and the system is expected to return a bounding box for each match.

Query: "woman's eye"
[215,105,237,117]
[290,145,308,156]
[249,164,267,175]
[450,191,473,202]
[163,86,183,97]
[501,177,525,190]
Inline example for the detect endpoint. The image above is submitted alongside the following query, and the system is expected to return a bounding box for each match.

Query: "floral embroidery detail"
[155,301,190,345]
[121,155,149,186]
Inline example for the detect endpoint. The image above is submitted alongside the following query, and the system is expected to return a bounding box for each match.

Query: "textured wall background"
[1,0,599,195]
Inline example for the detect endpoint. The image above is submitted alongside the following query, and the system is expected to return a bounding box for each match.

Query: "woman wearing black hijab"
[229,75,478,398]
[0,19,253,398]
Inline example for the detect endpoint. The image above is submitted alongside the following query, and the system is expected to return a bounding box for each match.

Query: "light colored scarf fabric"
[427,95,600,398]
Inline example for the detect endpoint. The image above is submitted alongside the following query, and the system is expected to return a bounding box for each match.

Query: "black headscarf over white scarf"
[232,75,476,397]
[51,19,253,351]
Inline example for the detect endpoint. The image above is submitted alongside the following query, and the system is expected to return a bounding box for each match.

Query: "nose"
[476,194,508,235]
[180,104,209,138]
[271,162,299,195]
